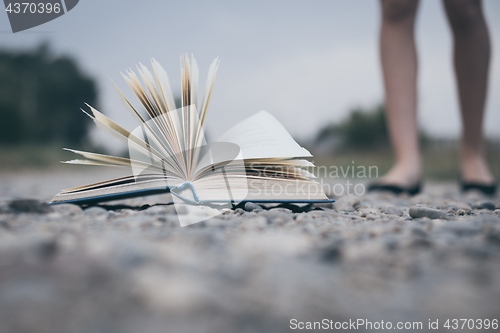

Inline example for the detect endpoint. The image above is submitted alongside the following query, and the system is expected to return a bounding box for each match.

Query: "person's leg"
[379,0,421,187]
[443,0,494,184]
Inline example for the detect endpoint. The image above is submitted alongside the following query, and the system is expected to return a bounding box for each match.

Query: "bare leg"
[379,0,421,187]
[443,0,494,184]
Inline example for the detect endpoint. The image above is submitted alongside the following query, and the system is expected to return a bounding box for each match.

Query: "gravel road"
[0,170,499,333]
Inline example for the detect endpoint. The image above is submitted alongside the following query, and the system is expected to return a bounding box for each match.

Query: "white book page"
[216,111,311,160]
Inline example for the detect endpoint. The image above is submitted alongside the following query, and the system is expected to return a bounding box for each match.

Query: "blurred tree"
[0,43,97,146]
[315,104,389,151]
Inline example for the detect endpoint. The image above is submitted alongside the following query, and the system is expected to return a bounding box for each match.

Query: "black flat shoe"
[461,181,497,196]
[368,182,421,195]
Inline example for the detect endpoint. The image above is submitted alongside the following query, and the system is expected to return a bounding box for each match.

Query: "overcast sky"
[1,0,499,151]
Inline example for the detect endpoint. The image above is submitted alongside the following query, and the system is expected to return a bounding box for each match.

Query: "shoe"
[461,181,497,196]
[368,182,421,195]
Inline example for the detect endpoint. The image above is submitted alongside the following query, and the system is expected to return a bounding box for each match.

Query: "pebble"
[332,197,358,212]
[51,203,83,216]
[320,241,343,262]
[260,210,292,225]
[409,206,447,220]
[354,201,378,209]
[411,226,428,238]
[383,206,404,217]
[83,206,108,216]
[234,208,245,215]
[239,216,267,229]
[438,222,481,237]
[464,243,492,260]
[174,205,189,215]
[410,236,433,248]
[440,198,471,211]
[494,209,500,216]
[144,205,177,215]
[382,235,398,251]
[244,202,263,212]
[359,207,382,215]
[36,237,58,259]
[473,201,496,211]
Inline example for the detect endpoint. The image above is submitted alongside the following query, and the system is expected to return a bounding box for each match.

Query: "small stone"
[439,222,481,237]
[51,203,83,216]
[234,208,245,215]
[320,241,343,262]
[269,207,292,214]
[261,210,293,225]
[440,198,471,211]
[409,206,447,220]
[475,209,494,215]
[144,205,177,215]
[384,236,398,251]
[494,209,500,216]
[432,219,446,227]
[239,216,267,229]
[486,232,500,245]
[8,199,52,214]
[107,211,119,218]
[295,213,312,223]
[411,226,428,238]
[410,236,432,248]
[464,244,491,260]
[473,201,495,211]
[37,237,58,259]
[474,215,500,225]
[244,202,263,212]
[119,209,137,215]
[83,206,108,216]
[174,205,189,215]
[383,206,404,217]
[353,201,379,209]
[333,197,358,212]
[358,207,381,215]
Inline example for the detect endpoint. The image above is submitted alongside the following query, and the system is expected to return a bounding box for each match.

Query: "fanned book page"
[217,111,312,160]
[50,55,331,206]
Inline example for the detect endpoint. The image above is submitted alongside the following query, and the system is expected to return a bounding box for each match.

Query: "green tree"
[0,43,97,145]
[316,104,389,151]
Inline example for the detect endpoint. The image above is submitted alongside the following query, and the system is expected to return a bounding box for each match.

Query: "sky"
[1,0,499,151]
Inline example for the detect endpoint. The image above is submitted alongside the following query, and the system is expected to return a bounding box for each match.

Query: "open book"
[50,55,331,207]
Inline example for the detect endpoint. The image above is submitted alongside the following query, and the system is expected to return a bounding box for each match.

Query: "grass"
[1,142,499,182]
[0,145,77,170]
[311,142,500,181]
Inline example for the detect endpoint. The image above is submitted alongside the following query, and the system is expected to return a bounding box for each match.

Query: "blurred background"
[1,0,499,183]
